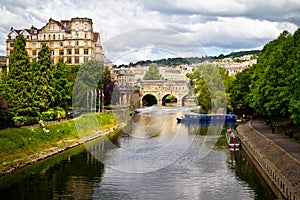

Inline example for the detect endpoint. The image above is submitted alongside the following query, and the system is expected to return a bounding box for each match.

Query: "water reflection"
[0,108,275,200]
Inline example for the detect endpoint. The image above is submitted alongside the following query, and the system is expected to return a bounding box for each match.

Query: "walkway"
[249,119,300,162]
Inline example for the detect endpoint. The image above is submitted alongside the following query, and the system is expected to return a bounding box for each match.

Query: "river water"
[0,107,275,199]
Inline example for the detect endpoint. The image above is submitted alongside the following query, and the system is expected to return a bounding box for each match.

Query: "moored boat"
[226,128,240,151]
[177,113,236,123]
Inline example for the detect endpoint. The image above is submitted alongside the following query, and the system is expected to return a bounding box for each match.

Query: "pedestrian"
[271,122,276,134]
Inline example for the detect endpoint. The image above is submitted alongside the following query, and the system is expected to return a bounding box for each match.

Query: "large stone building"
[6,17,104,67]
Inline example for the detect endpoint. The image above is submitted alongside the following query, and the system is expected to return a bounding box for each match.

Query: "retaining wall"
[237,122,300,200]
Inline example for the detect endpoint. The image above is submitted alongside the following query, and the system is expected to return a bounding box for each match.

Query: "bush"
[41,107,66,121]
[12,116,39,127]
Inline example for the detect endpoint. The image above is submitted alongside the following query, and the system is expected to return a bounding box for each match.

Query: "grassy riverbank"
[0,112,116,175]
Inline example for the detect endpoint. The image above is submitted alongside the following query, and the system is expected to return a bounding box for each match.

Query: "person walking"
[271,122,276,134]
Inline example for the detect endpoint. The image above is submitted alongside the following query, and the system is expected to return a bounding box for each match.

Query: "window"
[10,43,14,48]
[84,24,88,31]
[68,41,71,46]
[84,41,88,46]
[53,34,55,40]
[84,57,89,63]
[76,41,79,46]
[50,42,54,47]
[84,33,87,39]
[75,24,79,31]
[75,33,79,38]
[58,34,60,40]
[84,49,88,55]
[68,57,72,64]
[32,50,37,56]
[75,49,79,54]
[49,34,51,40]
[75,57,79,64]
[32,35,37,40]
[67,49,72,55]
[59,50,64,56]
[44,35,46,40]
[50,50,54,56]
[60,42,63,47]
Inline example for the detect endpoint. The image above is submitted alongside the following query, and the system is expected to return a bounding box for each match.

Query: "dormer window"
[84,24,88,31]
[75,24,79,31]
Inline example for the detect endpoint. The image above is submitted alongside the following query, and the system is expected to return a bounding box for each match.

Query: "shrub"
[41,107,66,121]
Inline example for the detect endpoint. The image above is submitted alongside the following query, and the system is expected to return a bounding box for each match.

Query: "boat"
[176,113,236,123]
[226,128,240,152]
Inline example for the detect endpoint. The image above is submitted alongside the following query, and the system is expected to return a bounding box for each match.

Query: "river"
[0,106,275,199]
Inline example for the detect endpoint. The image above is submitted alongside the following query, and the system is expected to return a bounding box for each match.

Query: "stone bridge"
[139,80,189,106]
[113,80,197,107]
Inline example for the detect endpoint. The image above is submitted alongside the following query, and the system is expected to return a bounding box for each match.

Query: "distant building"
[6,17,104,67]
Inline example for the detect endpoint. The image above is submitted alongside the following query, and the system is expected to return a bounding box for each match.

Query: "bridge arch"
[162,94,177,106]
[141,94,158,106]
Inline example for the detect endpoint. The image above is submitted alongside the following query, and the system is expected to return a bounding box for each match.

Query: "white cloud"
[0,0,299,63]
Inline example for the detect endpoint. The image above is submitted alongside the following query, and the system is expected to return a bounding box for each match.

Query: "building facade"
[6,17,104,67]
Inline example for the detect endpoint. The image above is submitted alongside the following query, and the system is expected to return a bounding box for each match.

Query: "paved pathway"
[250,119,300,161]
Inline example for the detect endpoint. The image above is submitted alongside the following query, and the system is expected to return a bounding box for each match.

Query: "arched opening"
[162,94,177,106]
[182,95,197,107]
[142,94,157,106]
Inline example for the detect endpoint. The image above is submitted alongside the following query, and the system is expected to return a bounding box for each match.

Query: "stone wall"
[237,122,300,200]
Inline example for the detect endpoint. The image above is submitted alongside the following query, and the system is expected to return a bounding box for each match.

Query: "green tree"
[6,34,37,121]
[187,64,229,112]
[143,63,161,80]
[100,67,115,106]
[33,43,54,113]
[228,68,254,114]
[51,59,72,109]
[0,73,13,127]
[73,60,105,111]
[249,30,292,117]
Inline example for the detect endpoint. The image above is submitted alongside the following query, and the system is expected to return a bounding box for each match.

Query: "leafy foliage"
[33,43,54,112]
[6,34,38,121]
[51,59,72,109]
[72,60,106,111]
[187,64,230,112]
[228,29,300,124]
[143,63,161,80]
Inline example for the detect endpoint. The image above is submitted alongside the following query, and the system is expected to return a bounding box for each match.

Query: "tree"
[100,67,115,106]
[33,43,54,113]
[6,34,37,120]
[143,63,161,80]
[187,64,229,112]
[51,59,72,109]
[228,68,254,114]
[73,60,105,111]
[0,73,13,127]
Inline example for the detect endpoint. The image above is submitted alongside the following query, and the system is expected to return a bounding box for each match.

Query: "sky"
[1,0,300,64]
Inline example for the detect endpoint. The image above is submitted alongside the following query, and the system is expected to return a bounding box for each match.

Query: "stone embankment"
[237,120,300,200]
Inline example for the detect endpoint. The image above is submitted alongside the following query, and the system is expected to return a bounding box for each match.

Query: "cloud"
[0,0,299,62]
